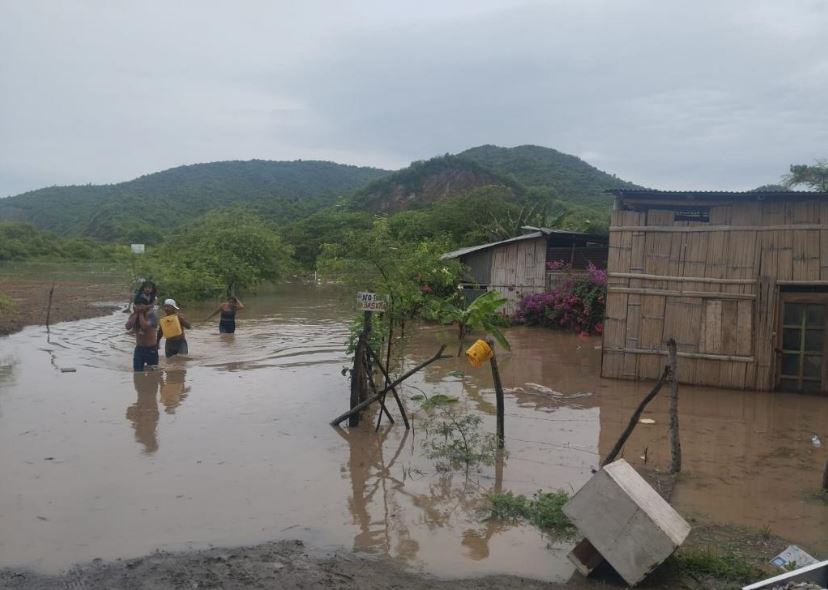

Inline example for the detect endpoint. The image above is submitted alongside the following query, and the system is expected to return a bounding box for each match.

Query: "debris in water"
[60,367,77,373]
[812,435,822,448]
[770,545,818,569]
[563,459,690,587]
[639,418,656,425]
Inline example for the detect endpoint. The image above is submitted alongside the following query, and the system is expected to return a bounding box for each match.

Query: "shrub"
[514,262,606,335]
[486,490,576,539]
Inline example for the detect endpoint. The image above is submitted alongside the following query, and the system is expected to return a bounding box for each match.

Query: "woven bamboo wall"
[489,236,548,314]
[602,199,828,390]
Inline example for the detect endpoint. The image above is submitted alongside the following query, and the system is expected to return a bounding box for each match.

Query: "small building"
[603,189,828,393]
[442,227,608,313]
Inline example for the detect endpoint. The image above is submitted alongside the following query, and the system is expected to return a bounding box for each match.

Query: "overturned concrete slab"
[562,459,691,587]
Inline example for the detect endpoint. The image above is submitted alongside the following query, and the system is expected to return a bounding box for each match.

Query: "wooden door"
[777,293,828,394]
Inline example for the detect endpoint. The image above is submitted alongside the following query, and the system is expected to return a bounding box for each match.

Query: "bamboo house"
[442,227,608,313]
[602,189,828,393]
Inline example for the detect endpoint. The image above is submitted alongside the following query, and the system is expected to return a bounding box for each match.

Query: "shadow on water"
[0,283,826,577]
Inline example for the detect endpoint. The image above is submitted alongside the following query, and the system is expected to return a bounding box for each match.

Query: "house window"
[673,207,710,222]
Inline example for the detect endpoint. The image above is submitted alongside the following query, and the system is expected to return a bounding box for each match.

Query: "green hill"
[0,160,390,242]
[457,144,643,208]
[344,155,522,213]
[0,145,644,253]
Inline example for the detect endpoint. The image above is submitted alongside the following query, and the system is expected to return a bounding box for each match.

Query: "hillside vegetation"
[457,144,642,208]
[0,160,389,242]
[0,145,643,269]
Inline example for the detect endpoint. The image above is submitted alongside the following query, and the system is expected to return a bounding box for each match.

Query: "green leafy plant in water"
[486,490,576,539]
[425,290,510,355]
[415,392,499,470]
[416,394,459,410]
[427,411,499,469]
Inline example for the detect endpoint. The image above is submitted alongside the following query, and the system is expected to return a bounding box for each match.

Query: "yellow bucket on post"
[466,339,493,368]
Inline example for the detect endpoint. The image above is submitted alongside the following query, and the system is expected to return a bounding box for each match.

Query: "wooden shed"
[443,227,608,314]
[602,189,828,393]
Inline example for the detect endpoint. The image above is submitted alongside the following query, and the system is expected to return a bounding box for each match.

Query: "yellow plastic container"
[159,314,183,339]
[465,339,493,368]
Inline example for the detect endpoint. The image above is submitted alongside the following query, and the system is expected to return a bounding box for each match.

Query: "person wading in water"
[126,301,159,371]
[206,296,244,334]
[157,299,192,358]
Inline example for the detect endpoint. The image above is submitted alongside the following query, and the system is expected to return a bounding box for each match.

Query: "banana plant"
[427,290,510,356]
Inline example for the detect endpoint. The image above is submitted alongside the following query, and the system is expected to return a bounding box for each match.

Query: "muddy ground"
[0,274,127,336]
[0,539,577,590]
[0,527,786,590]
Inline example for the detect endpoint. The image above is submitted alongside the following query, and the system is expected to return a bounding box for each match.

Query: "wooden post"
[823,459,828,490]
[332,345,448,427]
[349,310,372,427]
[46,283,55,329]
[488,340,505,449]
[667,338,682,474]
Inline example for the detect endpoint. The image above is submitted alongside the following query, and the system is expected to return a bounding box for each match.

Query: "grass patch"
[670,546,765,583]
[806,489,828,505]
[487,490,576,539]
[0,292,16,316]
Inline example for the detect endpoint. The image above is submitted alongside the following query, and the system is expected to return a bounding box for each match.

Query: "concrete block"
[562,459,691,587]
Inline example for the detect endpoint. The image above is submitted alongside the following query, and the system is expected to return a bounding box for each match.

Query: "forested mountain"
[0,145,643,260]
[344,156,521,213]
[0,160,389,242]
[457,144,643,208]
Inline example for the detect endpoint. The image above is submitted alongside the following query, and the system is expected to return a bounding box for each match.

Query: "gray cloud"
[2,0,827,196]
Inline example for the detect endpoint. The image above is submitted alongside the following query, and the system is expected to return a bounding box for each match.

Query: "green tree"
[140,211,293,300]
[318,217,462,317]
[784,162,828,191]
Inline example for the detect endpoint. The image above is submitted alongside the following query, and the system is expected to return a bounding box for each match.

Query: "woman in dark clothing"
[206,296,244,333]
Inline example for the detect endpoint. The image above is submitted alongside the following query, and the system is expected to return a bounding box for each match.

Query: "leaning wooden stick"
[331,345,448,427]
[367,366,395,426]
[601,365,671,467]
[367,346,410,430]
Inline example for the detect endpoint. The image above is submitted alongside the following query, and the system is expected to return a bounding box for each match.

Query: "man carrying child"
[126,281,159,371]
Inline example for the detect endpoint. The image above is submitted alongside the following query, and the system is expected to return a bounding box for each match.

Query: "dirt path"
[0,276,127,336]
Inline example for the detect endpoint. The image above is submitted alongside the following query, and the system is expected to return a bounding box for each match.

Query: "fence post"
[667,338,682,474]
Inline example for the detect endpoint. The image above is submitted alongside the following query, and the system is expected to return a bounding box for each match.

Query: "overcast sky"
[2,0,827,196]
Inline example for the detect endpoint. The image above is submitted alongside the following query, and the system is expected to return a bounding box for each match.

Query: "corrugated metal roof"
[441,232,544,260]
[609,189,828,200]
[441,227,607,260]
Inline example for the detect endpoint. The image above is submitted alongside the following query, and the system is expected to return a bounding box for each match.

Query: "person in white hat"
[157,298,192,358]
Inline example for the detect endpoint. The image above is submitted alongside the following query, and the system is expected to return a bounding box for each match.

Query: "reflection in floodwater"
[128,371,162,454]
[337,421,517,569]
[127,369,190,453]
[160,369,189,414]
[0,284,826,577]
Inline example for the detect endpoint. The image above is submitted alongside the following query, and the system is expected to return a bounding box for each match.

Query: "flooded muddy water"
[1,283,827,579]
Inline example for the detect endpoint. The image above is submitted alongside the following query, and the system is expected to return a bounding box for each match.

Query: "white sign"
[130,243,145,254]
[357,292,387,312]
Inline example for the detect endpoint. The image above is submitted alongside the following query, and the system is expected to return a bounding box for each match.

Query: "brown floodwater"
[0,283,826,580]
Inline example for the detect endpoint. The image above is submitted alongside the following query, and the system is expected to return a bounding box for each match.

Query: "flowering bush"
[514,262,606,335]
[546,259,570,271]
